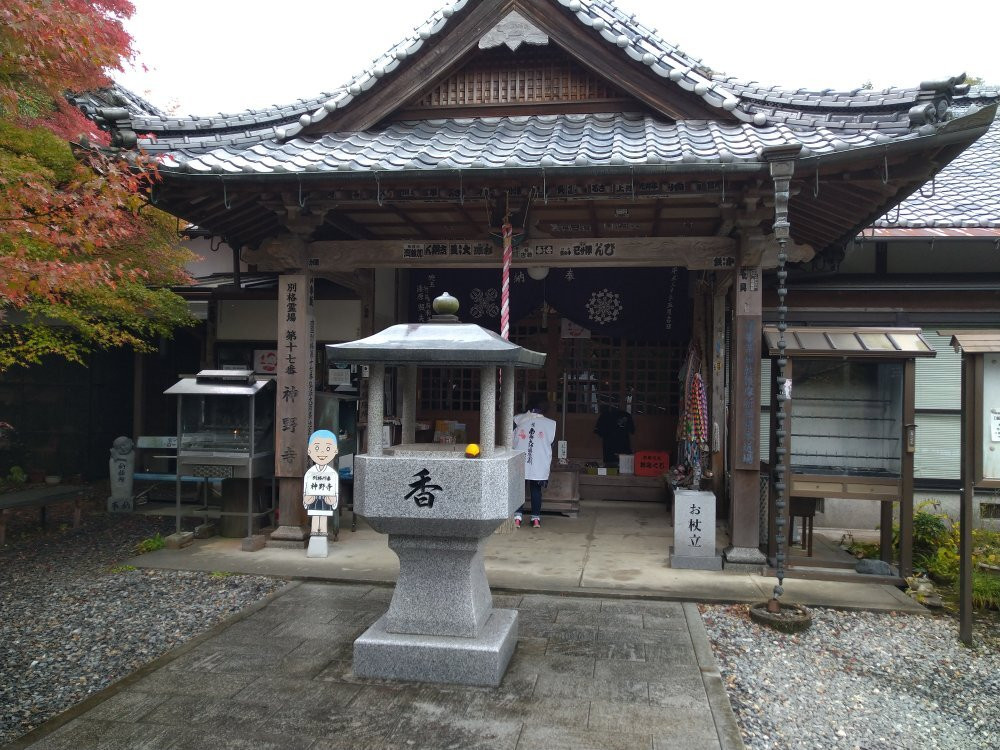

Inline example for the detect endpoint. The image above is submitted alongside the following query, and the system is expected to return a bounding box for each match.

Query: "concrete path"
[128,500,924,614]
[13,581,743,750]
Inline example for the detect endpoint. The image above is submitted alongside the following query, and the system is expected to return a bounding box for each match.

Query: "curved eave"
[326,324,545,368]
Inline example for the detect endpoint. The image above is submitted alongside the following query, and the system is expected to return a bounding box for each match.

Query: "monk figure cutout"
[304,429,338,558]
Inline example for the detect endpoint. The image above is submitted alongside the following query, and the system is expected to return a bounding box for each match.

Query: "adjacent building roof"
[763,326,936,358]
[873,87,1000,233]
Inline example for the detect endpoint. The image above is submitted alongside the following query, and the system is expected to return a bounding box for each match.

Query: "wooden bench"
[0,485,91,546]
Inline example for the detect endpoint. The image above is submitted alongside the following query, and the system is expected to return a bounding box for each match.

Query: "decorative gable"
[395,44,639,119]
[479,9,549,51]
[296,0,731,137]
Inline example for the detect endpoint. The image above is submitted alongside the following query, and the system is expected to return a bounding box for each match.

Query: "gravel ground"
[701,603,1000,750]
[0,499,283,746]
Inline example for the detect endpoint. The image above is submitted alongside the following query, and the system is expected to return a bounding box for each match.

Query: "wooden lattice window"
[560,336,682,416]
[410,46,628,110]
[419,367,480,412]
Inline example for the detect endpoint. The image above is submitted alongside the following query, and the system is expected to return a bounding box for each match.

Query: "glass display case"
[166,370,275,478]
[788,359,903,478]
[763,327,936,578]
[164,370,276,538]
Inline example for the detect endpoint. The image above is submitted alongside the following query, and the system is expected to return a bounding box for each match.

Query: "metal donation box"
[764,327,935,578]
[164,369,275,538]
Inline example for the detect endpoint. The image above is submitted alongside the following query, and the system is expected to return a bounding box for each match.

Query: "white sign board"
[670,489,722,570]
[982,357,1000,480]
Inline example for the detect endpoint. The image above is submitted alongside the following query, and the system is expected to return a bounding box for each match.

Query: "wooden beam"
[255,236,736,272]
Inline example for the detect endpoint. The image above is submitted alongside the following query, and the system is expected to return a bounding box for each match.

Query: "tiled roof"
[154,112,926,175]
[274,0,961,139]
[96,0,966,149]
[874,87,1000,230]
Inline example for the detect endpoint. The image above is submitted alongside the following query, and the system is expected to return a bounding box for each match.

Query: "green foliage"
[108,564,137,573]
[134,533,165,554]
[913,507,1000,611]
[972,571,1000,610]
[906,501,951,569]
[6,465,26,484]
[847,540,881,559]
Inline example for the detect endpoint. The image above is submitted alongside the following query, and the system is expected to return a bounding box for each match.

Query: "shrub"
[134,533,165,554]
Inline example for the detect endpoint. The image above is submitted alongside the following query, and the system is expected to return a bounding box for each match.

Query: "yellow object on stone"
[465,443,481,458]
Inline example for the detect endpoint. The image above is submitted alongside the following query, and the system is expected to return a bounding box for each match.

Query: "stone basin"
[354,446,523,537]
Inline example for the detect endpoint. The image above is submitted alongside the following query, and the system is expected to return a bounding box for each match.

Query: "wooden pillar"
[269,272,315,547]
[723,235,767,567]
[898,358,916,578]
[709,283,728,502]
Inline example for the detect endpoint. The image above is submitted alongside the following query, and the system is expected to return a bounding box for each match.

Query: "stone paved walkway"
[14,581,742,750]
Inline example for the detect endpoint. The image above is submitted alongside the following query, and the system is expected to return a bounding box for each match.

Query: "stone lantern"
[326,294,544,687]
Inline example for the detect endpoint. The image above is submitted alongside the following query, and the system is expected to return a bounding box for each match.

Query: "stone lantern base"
[354,608,518,687]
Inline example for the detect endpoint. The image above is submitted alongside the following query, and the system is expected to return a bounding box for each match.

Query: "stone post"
[401,365,417,444]
[499,365,514,448]
[367,363,385,456]
[479,366,496,456]
[269,272,315,548]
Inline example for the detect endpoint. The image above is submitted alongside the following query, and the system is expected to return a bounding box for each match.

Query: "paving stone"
[140,695,270,732]
[264,619,365,640]
[165,645,288,675]
[266,698,404,747]
[518,620,597,641]
[465,694,585,728]
[327,607,384,627]
[554,610,645,629]
[250,604,339,625]
[27,718,179,750]
[532,673,648,703]
[81,690,170,722]
[491,594,522,609]
[648,672,711,710]
[386,713,521,750]
[643,612,691,631]
[588,699,717,736]
[514,636,548,655]
[519,593,604,612]
[516,724,653,750]
[595,639,646,661]
[133,670,259,698]
[232,673,361,708]
[594,658,698,683]
[506,651,596,679]
[169,725,316,750]
[600,599,684,615]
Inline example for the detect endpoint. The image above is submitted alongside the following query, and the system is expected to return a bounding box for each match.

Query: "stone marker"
[107,436,135,513]
[671,489,722,570]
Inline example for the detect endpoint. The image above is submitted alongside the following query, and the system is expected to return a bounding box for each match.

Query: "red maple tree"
[0,0,194,371]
